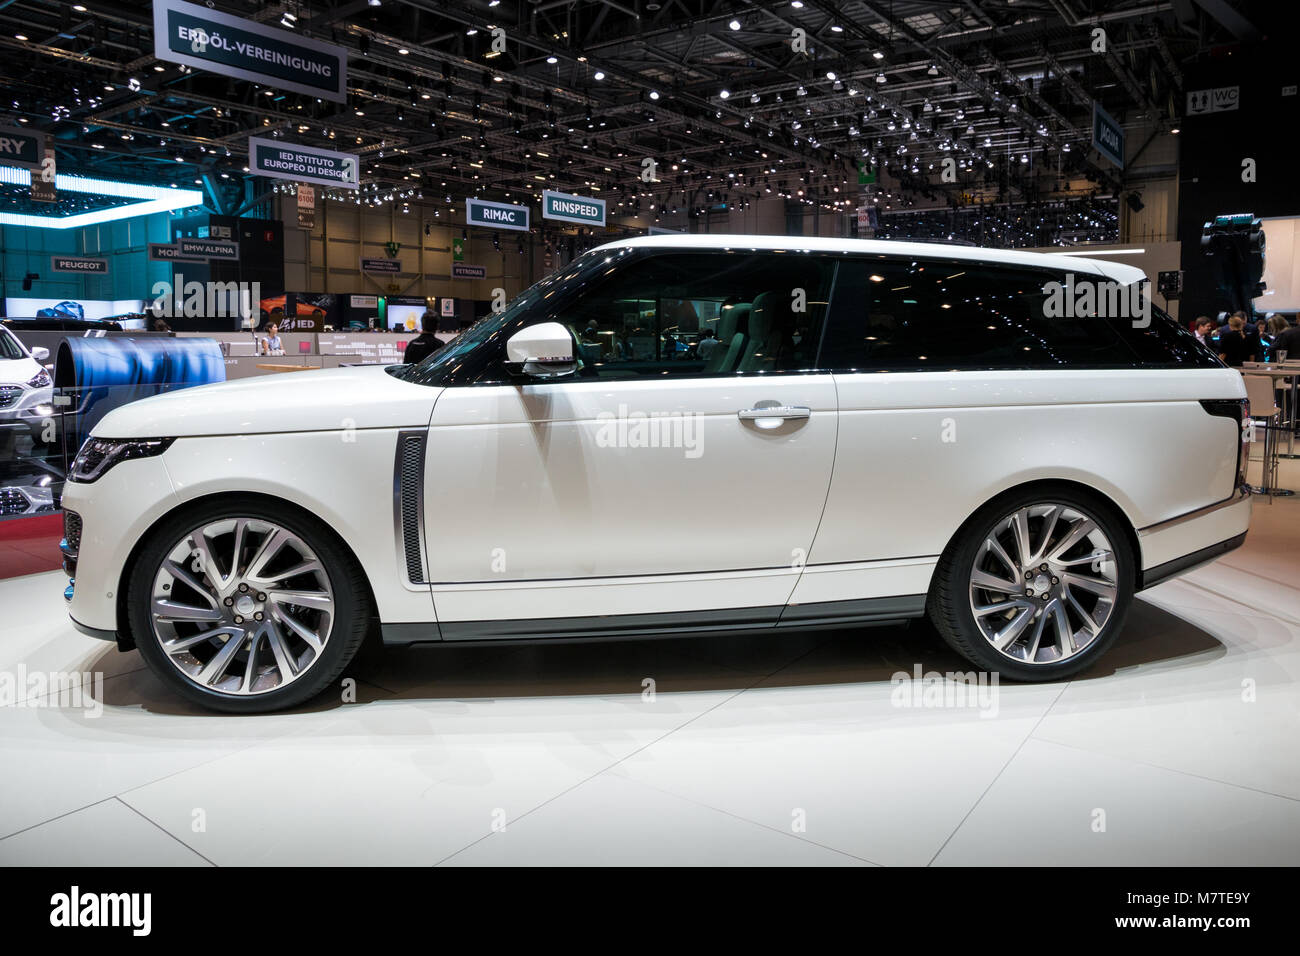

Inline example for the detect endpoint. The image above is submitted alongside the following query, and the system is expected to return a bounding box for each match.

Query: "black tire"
[927,484,1135,682]
[127,496,371,713]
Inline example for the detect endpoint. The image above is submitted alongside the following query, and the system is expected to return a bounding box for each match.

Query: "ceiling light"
[593,71,605,80]
[15,33,29,41]
[830,24,842,32]
[546,55,557,64]
[398,48,409,55]
[649,90,660,100]
[729,19,741,30]
[719,89,730,98]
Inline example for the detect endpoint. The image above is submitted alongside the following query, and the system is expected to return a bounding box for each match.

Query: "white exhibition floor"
[3,469,1300,866]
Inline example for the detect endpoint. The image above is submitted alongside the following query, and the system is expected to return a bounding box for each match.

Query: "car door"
[423,248,840,634]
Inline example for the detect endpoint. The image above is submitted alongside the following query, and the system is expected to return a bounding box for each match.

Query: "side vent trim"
[393,429,429,585]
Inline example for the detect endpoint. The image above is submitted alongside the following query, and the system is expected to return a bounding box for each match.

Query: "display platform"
[2,477,1298,866]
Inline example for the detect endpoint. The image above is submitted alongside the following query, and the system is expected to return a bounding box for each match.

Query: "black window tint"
[558,251,835,379]
[820,257,1138,371]
[1115,302,1222,367]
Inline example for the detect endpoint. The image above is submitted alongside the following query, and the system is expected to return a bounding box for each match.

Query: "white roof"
[597,234,1146,284]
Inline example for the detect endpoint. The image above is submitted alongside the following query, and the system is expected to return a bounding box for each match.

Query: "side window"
[557,251,835,379]
[819,258,1137,371]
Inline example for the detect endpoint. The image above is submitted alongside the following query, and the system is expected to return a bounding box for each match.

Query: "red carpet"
[0,513,64,579]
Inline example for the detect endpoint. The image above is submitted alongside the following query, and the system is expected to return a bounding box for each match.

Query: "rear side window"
[819,257,1143,371]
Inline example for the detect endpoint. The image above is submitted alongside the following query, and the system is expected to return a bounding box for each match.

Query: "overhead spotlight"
[876,73,886,84]
[927,63,940,76]
[648,90,660,100]
[546,55,558,64]
[593,71,605,80]
[719,89,730,99]
[367,0,381,5]
[728,19,741,31]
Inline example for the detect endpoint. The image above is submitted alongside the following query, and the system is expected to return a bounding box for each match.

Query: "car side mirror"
[30,346,50,363]
[505,321,578,379]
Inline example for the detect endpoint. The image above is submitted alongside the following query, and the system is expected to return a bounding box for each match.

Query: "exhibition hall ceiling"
[0,1,1268,218]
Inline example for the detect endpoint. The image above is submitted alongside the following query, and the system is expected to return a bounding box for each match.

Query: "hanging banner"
[248,136,359,189]
[178,237,240,259]
[297,184,316,230]
[361,257,401,274]
[50,256,109,274]
[31,147,57,203]
[152,0,348,103]
[466,198,530,233]
[1092,102,1125,169]
[0,126,45,170]
[451,263,487,279]
[542,189,606,226]
[149,242,203,262]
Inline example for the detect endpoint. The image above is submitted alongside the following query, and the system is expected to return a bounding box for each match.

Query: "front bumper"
[60,453,180,638]
[0,383,55,437]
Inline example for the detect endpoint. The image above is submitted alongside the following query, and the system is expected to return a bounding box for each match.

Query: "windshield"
[0,328,26,361]
[393,246,631,386]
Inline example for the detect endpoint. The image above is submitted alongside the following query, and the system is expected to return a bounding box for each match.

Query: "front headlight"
[69,437,175,483]
[27,368,51,388]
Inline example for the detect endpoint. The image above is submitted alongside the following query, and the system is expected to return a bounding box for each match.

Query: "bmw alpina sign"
[542,189,606,227]
[178,237,240,260]
[249,136,359,189]
[152,0,348,103]
[466,198,529,232]
[50,255,109,274]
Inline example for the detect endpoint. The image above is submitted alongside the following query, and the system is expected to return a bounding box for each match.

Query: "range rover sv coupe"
[62,236,1251,712]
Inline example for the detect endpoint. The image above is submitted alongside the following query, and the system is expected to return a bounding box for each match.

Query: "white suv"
[62,236,1251,712]
[0,324,53,446]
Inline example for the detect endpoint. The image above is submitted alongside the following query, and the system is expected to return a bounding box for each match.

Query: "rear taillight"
[1201,398,1250,488]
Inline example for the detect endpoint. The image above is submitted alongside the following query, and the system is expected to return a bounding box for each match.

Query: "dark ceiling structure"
[0,0,1276,226]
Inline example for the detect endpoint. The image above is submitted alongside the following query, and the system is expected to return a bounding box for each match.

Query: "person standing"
[402,311,443,364]
[1273,316,1300,361]
[1217,314,1257,367]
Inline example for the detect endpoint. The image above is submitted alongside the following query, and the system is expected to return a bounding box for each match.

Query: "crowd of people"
[1192,311,1300,367]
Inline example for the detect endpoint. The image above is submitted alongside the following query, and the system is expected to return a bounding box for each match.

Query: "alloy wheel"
[149,517,335,696]
[967,503,1119,665]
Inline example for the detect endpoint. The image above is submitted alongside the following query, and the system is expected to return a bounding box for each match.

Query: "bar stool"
[1244,373,1284,500]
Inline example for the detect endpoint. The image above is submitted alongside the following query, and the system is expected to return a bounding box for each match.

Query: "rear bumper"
[1136,486,1251,590]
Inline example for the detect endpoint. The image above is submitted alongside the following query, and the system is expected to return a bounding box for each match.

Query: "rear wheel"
[928,487,1134,681]
[127,499,370,712]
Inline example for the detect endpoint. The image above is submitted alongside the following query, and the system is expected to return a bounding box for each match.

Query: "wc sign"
[1186,86,1240,115]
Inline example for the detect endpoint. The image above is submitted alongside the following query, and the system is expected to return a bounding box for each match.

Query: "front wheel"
[927,488,1135,681]
[127,498,371,712]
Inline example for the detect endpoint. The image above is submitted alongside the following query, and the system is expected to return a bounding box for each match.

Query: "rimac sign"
[1092,102,1125,169]
[248,136,359,189]
[466,198,529,232]
[152,0,348,103]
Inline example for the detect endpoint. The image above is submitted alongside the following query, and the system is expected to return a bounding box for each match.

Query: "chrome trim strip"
[1137,484,1251,537]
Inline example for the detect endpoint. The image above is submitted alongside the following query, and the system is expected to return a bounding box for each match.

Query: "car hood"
[92,364,440,439]
[0,356,42,386]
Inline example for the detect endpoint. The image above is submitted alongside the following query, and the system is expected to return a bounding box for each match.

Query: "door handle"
[738,405,812,426]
